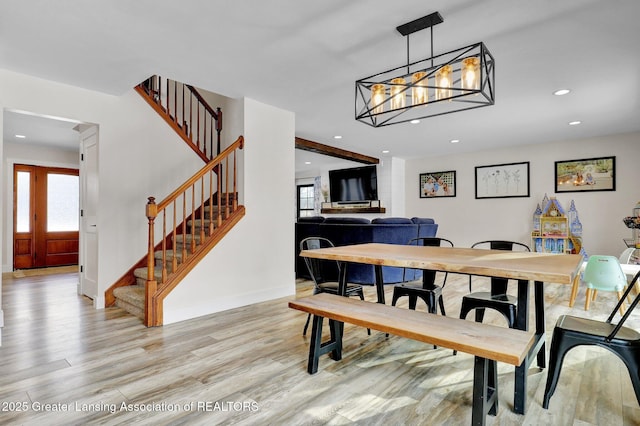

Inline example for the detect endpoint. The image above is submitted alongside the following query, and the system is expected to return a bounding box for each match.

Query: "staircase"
[112,202,237,319]
[106,75,245,327]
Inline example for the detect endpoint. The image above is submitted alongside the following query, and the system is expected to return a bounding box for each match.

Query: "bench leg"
[472,356,498,426]
[307,314,343,374]
[328,319,343,361]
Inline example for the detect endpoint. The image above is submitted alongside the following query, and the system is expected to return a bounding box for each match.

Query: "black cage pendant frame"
[355,14,495,127]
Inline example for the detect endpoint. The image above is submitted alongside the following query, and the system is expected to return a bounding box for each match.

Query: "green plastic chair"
[583,255,627,315]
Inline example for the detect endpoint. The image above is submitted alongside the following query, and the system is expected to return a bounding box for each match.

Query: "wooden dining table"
[299,242,584,415]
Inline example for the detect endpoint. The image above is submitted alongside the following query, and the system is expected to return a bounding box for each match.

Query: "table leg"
[375,265,385,304]
[513,279,529,415]
[515,279,529,331]
[513,279,547,414]
[535,280,546,369]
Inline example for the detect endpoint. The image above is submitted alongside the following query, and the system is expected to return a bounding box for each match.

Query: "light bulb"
[435,65,453,101]
[461,57,480,92]
[412,71,428,105]
[390,77,406,110]
[371,84,385,115]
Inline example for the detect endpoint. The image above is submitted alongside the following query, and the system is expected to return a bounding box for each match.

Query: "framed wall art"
[555,156,615,193]
[420,170,456,198]
[475,161,530,199]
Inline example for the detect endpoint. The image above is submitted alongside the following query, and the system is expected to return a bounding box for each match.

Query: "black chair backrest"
[606,270,640,340]
[409,237,454,248]
[470,240,530,295]
[404,237,454,285]
[471,240,530,252]
[300,237,339,286]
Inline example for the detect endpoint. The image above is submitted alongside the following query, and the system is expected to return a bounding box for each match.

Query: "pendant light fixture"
[355,11,495,127]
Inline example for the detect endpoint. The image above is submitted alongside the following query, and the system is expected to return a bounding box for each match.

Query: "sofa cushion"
[324,217,371,224]
[411,217,435,224]
[371,217,413,224]
[298,216,325,223]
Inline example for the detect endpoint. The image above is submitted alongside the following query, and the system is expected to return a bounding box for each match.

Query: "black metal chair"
[392,237,454,316]
[459,240,530,328]
[543,270,640,409]
[300,237,367,336]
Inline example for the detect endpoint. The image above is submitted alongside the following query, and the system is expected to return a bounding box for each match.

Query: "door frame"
[77,124,100,307]
[5,158,80,272]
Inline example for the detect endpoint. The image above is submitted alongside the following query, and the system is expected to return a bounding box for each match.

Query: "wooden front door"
[13,164,80,269]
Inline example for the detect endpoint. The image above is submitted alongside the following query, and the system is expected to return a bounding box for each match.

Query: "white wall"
[2,142,80,272]
[405,132,640,256]
[0,111,3,343]
[163,98,295,324]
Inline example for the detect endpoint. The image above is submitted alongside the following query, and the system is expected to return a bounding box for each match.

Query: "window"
[16,171,31,232]
[297,184,315,218]
[47,173,80,232]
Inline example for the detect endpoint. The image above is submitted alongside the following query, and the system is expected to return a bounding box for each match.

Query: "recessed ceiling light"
[568,121,581,126]
[382,150,390,154]
[450,139,460,143]
[410,119,420,124]
[304,161,311,165]
[15,134,26,138]
[553,89,571,96]
[333,135,342,139]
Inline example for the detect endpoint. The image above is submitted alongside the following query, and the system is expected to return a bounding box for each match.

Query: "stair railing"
[137,76,223,160]
[145,135,244,326]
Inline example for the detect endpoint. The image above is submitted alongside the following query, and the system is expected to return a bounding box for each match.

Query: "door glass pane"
[47,173,79,232]
[16,171,30,232]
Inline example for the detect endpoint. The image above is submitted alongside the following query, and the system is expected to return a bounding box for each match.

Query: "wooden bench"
[289,293,535,426]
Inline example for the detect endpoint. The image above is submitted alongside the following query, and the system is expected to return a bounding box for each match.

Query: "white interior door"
[78,125,100,306]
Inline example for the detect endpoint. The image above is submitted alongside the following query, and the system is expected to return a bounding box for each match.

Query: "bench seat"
[289,293,535,425]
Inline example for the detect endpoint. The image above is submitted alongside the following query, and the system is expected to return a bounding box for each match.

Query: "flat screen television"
[329,165,378,203]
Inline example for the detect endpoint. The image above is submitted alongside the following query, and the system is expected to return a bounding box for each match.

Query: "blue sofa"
[295,216,439,285]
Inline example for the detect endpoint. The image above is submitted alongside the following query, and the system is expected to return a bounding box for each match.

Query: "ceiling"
[2,1,639,173]
[2,110,81,151]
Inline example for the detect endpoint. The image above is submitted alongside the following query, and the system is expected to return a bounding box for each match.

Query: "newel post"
[145,197,158,326]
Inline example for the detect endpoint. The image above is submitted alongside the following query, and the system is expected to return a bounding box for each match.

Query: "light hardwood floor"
[1,270,639,425]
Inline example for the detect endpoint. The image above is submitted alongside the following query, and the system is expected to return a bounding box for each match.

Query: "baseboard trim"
[163,285,294,325]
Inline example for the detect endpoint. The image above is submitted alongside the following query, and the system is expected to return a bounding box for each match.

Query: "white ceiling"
[2,110,81,151]
[2,1,639,172]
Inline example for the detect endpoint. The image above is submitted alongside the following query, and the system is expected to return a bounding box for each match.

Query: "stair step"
[202,205,221,219]
[174,233,203,244]
[113,285,145,319]
[154,249,184,262]
[187,219,215,230]
[187,219,217,236]
[134,266,163,282]
[153,250,183,274]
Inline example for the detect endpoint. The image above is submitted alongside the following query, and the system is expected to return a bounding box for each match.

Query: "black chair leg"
[408,295,417,310]
[475,308,486,323]
[438,295,446,316]
[356,289,371,335]
[542,329,574,409]
[391,289,401,306]
[621,347,640,406]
